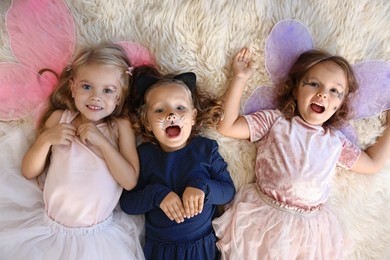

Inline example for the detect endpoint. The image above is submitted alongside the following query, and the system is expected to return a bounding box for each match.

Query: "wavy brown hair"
[277,49,359,128]
[127,66,223,144]
[38,42,133,134]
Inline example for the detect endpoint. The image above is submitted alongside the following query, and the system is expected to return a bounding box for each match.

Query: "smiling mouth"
[165,125,181,137]
[310,103,325,113]
[87,105,103,110]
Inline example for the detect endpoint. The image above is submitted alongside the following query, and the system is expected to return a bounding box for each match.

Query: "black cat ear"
[174,72,197,92]
[135,75,159,101]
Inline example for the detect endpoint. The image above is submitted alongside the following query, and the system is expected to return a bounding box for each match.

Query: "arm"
[22,110,76,179]
[183,141,236,217]
[77,118,139,190]
[350,110,390,173]
[217,48,254,139]
[120,182,172,215]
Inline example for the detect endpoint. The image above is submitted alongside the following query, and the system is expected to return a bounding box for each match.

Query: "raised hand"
[233,48,254,80]
[160,191,186,223]
[182,187,205,218]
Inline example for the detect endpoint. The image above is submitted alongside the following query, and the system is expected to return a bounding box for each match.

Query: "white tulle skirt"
[0,121,145,260]
[212,183,353,260]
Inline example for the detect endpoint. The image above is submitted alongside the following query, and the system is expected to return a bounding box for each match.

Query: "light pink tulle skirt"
[212,183,352,260]
[0,123,145,260]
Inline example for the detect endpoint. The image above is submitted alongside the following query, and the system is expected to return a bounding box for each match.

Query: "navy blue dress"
[120,136,235,260]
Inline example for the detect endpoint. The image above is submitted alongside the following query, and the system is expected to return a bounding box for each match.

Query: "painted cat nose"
[167,113,176,120]
[317,93,326,98]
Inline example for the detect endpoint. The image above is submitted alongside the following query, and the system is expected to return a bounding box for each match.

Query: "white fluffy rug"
[1,0,390,258]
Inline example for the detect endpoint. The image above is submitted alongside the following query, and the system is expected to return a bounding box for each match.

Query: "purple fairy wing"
[6,0,75,75]
[351,61,390,119]
[117,41,156,68]
[265,19,314,85]
[243,85,278,115]
[244,19,314,114]
[0,63,55,121]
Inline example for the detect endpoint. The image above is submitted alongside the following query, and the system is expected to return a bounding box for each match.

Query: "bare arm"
[217,48,254,139]
[77,118,139,190]
[350,110,390,174]
[22,110,76,179]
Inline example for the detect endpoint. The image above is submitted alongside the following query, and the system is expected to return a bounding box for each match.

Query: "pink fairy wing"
[116,41,156,67]
[0,63,55,121]
[6,0,75,75]
[351,61,390,119]
[243,85,278,115]
[265,19,314,85]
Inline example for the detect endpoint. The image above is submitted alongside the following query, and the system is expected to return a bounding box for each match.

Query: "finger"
[191,199,198,216]
[170,204,184,223]
[183,199,191,218]
[198,197,204,214]
[162,207,174,221]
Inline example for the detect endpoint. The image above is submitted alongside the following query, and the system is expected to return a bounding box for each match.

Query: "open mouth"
[165,125,181,137]
[310,103,325,113]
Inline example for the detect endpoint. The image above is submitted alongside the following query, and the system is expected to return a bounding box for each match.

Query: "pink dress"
[0,110,145,260]
[212,110,361,260]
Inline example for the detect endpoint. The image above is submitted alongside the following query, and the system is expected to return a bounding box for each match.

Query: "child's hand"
[77,122,105,146]
[233,48,253,80]
[182,187,205,218]
[44,123,76,146]
[160,191,186,223]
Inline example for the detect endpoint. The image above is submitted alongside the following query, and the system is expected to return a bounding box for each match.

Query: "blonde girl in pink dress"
[212,48,390,259]
[0,42,144,259]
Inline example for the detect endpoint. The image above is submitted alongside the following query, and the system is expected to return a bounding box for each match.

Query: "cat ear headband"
[136,72,197,102]
[0,0,156,127]
[243,19,390,144]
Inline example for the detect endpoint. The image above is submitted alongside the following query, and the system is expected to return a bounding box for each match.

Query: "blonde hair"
[39,42,133,133]
[277,49,359,128]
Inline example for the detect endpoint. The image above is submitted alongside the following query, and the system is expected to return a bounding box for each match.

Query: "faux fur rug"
[1,0,390,258]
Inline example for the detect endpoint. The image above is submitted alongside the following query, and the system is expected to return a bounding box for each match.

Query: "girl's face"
[70,63,123,124]
[295,61,347,126]
[144,83,197,152]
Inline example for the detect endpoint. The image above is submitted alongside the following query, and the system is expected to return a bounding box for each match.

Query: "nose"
[89,90,102,102]
[316,92,326,98]
[167,113,176,120]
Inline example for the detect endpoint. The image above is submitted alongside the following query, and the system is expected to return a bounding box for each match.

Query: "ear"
[143,118,152,132]
[191,108,197,126]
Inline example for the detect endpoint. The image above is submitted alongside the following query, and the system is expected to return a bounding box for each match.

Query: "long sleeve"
[120,181,171,214]
[188,141,236,205]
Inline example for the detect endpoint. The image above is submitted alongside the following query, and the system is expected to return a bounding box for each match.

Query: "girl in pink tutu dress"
[212,48,390,259]
[0,42,145,260]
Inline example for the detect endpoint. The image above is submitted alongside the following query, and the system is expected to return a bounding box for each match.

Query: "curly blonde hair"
[277,49,359,128]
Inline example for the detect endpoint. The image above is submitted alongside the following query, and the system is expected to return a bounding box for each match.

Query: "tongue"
[166,126,181,137]
[310,104,324,113]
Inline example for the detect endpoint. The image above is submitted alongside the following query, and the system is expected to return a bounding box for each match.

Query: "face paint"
[336,92,344,100]
[159,114,184,130]
[333,106,338,111]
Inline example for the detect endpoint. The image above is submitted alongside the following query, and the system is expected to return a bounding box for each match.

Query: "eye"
[330,88,339,94]
[154,108,164,113]
[81,83,92,90]
[176,105,186,111]
[103,88,114,94]
[303,81,319,88]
